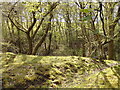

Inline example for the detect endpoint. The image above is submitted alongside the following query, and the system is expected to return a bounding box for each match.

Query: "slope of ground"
[0,52,119,88]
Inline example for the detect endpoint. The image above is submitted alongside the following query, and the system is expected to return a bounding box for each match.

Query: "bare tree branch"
[8,16,26,33]
[32,2,59,39]
[28,11,37,33]
[7,1,27,33]
[15,19,27,31]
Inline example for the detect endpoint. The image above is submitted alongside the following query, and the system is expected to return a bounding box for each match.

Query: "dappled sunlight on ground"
[0,52,120,88]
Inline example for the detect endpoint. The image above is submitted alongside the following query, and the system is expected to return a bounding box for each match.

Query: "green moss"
[1,52,16,65]
[77,65,120,88]
[51,68,62,74]
[1,52,120,88]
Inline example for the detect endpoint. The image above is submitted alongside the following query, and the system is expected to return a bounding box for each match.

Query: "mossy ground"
[0,52,120,88]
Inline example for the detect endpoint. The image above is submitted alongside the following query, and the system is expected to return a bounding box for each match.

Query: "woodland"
[0,1,120,89]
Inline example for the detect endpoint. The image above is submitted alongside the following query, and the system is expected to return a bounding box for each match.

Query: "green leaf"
[93,29,99,34]
[81,16,92,21]
[80,9,93,13]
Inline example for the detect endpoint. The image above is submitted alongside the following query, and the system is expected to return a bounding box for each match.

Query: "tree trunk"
[46,33,52,55]
[108,25,114,60]
[26,32,33,54]
[108,3,120,60]
[32,13,53,55]
[82,42,86,57]
[17,30,21,53]
[65,10,73,48]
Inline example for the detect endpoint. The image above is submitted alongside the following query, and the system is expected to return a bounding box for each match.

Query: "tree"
[108,3,120,60]
[2,1,59,55]
[2,1,120,61]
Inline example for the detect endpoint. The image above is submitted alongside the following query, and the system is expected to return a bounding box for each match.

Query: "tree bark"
[46,33,52,55]
[26,32,33,54]
[32,13,53,55]
[108,3,120,60]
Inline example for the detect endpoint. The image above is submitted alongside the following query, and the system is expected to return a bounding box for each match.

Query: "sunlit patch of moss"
[52,79,61,85]
[105,60,119,65]
[49,75,56,80]
[1,53,120,88]
[14,54,42,64]
[2,52,16,65]
[28,85,35,88]
[25,69,36,81]
[51,68,62,74]
[77,64,120,88]
[25,74,36,81]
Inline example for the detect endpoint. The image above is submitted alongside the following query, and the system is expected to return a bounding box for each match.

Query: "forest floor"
[0,52,120,88]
